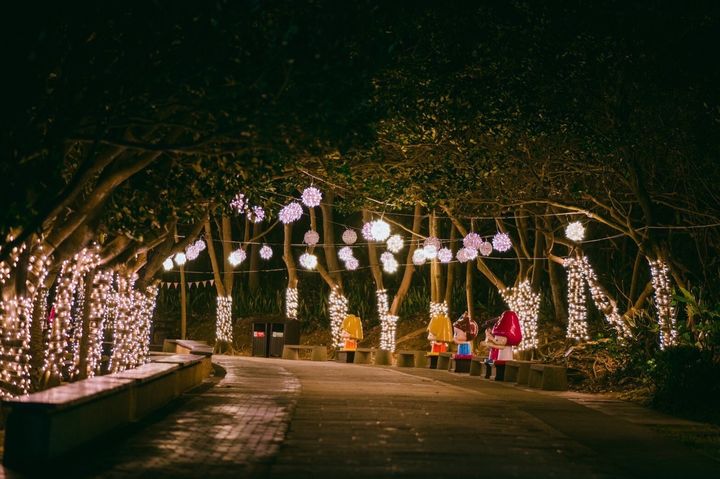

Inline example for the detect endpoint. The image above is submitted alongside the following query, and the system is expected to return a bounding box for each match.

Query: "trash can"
[252,323,267,357]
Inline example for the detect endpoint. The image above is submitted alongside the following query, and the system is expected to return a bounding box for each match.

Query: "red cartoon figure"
[484,310,522,380]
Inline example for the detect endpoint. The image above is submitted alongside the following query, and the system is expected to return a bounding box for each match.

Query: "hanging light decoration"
[370,220,391,241]
[249,205,266,223]
[361,222,374,241]
[424,236,441,251]
[304,230,320,246]
[329,286,349,348]
[162,257,174,271]
[338,246,354,262]
[174,252,187,266]
[299,252,318,270]
[412,248,427,265]
[382,257,399,273]
[259,245,273,260]
[285,287,298,320]
[492,232,512,252]
[463,233,481,250]
[386,234,403,253]
[185,242,201,261]
[563,257,590,341]
[500,280,540,351]
[228,248,246,267]
[230,193,247,213]
[342,229,358,245]
[479,241,493,257]
[380,251,394,264]
[423,244,438,260]
[456,248,469,263]
[438,247,453,263]
[649,258,678,349]
[301,186,323,208]
[565,221,586,242]
[345,257,359,270]
[279,202,303,224]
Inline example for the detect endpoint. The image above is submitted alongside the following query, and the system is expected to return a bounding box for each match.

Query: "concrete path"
[8,356,717,478]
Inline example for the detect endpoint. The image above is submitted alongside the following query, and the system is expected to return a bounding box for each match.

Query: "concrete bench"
[281,345,327,361]
[109,362,180,420]
[469,356,489,376]
[150,354,210,395]
[374,349,392,366]
[3,376,134,468]
[163,338,213,357]
[396,350,420,367]
[505,360,540,384]
[353,348,375,364]
[528,364,568,391]
[437,352,453,371]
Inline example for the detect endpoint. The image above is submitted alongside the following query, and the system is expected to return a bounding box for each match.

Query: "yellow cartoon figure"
[340,314,363,351]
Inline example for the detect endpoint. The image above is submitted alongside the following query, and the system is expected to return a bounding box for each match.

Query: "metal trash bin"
[252,320,301,358]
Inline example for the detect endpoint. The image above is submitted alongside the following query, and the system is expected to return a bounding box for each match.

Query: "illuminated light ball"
[360,222,373,241]
[304,230,320,246]
[259,245,273,260]
[338,246,354,261]
[230,193,247,212]
[249,205,265,223]
[423,244,438,260]
[174,252,187,266]
[456,248,469,263]
[479,241,493,256]
[383,257,399,273]
[463,232,482,250]
[342,229,358,245]
[412,248,427,265]
[185,244,200,261]
[565,221,586,242]
[301,186,323,208]
[345,257,359,271]
[195,239,206,251]
[279,202,303,224]
[380,251,395,264]
[299,252,318,270]
[424,236,442,251]
[386,234,403,253]
[492,232,512,252]
[370,220,391,241]
[462,246,478,260]
[228,248,247,267]
[162,258,174,271]
[438,247,453,263]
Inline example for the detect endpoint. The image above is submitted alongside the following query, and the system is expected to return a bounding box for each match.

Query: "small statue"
[427,310,453,354]
[484,310,522,380]
[340,314,363,351]
[452,312,478,358]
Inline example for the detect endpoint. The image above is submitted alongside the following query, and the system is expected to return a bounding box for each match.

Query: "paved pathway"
[6,356,718,478]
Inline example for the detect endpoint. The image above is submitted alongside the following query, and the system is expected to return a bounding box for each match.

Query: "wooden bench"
[528,364,568,391]
[353,348,375,364]
[437,352,453,371]
[281,345,327,361]
[504,360,540,384]
[3,376,135,468]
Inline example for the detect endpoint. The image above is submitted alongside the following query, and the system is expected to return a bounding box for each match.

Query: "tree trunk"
[444,226,456,307]
[390,203,423,316]
[465,260,474,320]
[248,221,262,292]
[363,210,384,290]
[321,191,343,287]
[430,212,442,302]
[77,271,96,380]
[222,215,234,296]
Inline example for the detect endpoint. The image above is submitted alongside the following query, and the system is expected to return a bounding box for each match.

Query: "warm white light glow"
[299,252,318,270]
[301,186,323,208]
[377,289,397,351]
[228,248,247,267]
[492,232,512,252]
[163,258,174,271]
[412,248,427,265]
[563,256,590,341]
[500,280,540,351]
[286,287,298,320]
[345,257,359,270]
[565,221,586,242]
[216,296,233,342]
[438,247,453,263]
[174,252,187,266]
[260,244,273,260]
[386,234,403,253]
[279,202,303,224]
[329,287,349,348]
[649,258,677,349]
[370,220,391,241]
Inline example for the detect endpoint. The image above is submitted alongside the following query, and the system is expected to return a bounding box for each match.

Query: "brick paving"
[4,356,718,478]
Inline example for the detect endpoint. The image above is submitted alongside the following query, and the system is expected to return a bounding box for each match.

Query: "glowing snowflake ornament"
[304,230,320,246]
[386,234,403,253]
[342,229,357,245]
[299,252,318,270]
[383,257,399,273]
[228,249,246,267]
[492,232,512,252]
[345,257,359,271]
[174,252,187,266]
[301,186,323,208]
[438,247,453,263]
[412,248,427,265]
[338,246,354,261]
[423,244,438,260]
[380,252,394,264]
[279,202,303,224]
[163,258,174,271]
[259,245,273,260]
[565,221,586,242]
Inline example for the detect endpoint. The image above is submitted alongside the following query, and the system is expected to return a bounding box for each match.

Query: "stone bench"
[469,356,490,377]
[281,345,327,361]
[437,352,453,371]
[504,360,540,384]
[528,364,568,391]
[163,338,213,357]
[108,362,180,420]
[3,376,134,468]
[353,348,375,364]
[396,350,422,367]
[151,353,211,394]
[374,349,392,366]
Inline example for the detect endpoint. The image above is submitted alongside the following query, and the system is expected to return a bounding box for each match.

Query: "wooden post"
[180,264,187,340]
